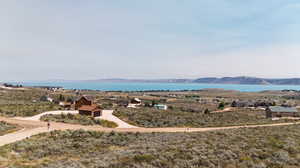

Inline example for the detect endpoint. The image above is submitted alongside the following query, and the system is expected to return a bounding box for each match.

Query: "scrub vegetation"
[40,113,118,128]
[114,107,295,128]
[0,89,61,117]
[2,125,300,167]
[0,121,18,136]
[0,103,60,117]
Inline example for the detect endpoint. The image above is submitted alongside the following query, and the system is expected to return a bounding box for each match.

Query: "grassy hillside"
[2,125,300,167]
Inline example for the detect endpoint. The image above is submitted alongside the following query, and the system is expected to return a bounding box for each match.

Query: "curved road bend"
[1,116,300,147]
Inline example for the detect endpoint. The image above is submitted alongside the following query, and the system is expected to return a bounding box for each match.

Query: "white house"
[127,98,142,108]
[47,97,54,102]
[131,98,142,105]
[154,104,168,110]
[127,104,138,108]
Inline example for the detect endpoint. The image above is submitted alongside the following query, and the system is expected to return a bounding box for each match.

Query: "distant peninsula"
[82,76,300,85]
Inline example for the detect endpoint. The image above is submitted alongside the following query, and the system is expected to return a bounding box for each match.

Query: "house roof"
[154,104,167,107]
[60,102,72,106]
[134,98,141,102]
[78,104,101,111]
[268,106,298,113]
[76,95,93,102]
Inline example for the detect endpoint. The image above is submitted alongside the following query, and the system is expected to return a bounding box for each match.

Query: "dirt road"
[1,115,300,147]
[97,110,138,128]
[211,107,233,113]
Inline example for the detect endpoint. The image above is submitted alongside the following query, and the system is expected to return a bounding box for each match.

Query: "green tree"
[204,108,210,114]
[58,94,65,101]
[218,102,225,110]
[40,95,48,102]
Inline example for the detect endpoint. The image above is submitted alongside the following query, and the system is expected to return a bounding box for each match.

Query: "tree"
[40,95,48,102]
[204,108,210,114]
[66,97,74,103]
[218,102,225,110]
[58,94,65,101]
[151,100,158,106]
[144,102,151,107]
[231,101,237,107]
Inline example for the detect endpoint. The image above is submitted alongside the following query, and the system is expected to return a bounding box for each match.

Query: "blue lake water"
[14,82,300,92]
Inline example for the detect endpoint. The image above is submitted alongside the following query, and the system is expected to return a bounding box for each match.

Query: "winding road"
[1,110,300,147]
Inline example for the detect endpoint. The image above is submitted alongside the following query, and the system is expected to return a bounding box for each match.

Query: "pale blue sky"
[1,0,300,81]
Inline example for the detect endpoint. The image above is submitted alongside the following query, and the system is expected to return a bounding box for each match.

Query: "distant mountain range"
[85,76,300,85]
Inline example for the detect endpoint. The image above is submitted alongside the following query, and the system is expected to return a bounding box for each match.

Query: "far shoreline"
[5,81,300,93]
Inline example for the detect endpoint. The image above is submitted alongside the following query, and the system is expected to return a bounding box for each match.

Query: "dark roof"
[268,106,298,113]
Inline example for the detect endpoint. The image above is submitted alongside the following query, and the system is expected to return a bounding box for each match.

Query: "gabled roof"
[76,95,93,102]
[268,106,298,113]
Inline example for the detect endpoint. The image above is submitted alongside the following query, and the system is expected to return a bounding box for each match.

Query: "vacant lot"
[0,121,18,136]
[41,113,118,128]
[2,125,300,167]
[0,89,63,117]
[114,107,296,128]
[0,103,60,117]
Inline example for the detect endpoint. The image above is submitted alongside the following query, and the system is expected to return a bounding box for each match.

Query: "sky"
[1,0,300,81]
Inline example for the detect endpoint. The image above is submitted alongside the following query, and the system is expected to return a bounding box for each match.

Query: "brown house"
[78,104,102,117]
[75,96,92,110]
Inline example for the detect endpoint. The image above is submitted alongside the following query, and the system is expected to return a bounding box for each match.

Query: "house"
[131,98,142,105]
[127,104,138,108]
[231,100,251,107]
[127,98,142,108]
[47,97,54,102]
[266,106,300,118]
[154,104,168,110]
[59,102,72,109]
[78,104,102,117]
[75,96,92,110]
